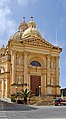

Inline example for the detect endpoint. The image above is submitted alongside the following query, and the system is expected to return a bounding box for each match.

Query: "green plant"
[22,89,31,104]
[11,94,16,102]
[15,89,31,104]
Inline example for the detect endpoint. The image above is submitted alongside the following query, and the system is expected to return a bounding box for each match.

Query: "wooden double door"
[30,75,41,96]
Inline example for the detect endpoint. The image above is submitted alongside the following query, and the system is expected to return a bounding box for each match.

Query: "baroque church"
[0,17,62,98]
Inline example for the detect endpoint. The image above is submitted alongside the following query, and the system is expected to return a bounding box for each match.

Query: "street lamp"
[39,86,41,97]
[16,86,17,93]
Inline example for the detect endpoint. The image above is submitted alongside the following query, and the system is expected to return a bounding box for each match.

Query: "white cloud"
[0,0,16,46]
[16,0,28,6]
[0,38,3,46]
[0,0,10,7]
[16,0,39,7]
[0,7,11,34]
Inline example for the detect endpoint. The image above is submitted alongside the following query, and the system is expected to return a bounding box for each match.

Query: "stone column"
[55,56,60,96]
[44,73,47,86]
[12,53,16,84]
[47,55,50,85]
[55,56,59,85]
[6,79,8,98]
[44,72,47,95]
[41,75,45,95]
[2,79,4,98]
[28,74,31,90]
[24,52,28,90]
[27,74,30,91]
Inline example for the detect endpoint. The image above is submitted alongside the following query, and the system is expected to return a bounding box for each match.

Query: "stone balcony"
[0,54,11,63]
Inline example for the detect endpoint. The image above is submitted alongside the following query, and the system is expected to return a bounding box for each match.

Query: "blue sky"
[0,0,66,88]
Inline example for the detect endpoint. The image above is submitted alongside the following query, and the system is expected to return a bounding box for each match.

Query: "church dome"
[28,19,36,28]
[18,17,28,32]
[9,17,28,41]
[22,17,42,38]
[9,31,22,41]
[13,31,22,40]
[22,27,42,38]
[9,17,42,41]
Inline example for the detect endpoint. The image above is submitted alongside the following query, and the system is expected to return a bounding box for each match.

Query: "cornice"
[9,36,62,53]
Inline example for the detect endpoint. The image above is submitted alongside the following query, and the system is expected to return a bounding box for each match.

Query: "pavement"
[0,98,66,118]
[0,98,12,103]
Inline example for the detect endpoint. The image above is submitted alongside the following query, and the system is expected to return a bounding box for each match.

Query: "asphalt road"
[0,100,66,119]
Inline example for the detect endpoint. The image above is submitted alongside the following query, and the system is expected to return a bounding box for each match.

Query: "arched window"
[30,61,41,67]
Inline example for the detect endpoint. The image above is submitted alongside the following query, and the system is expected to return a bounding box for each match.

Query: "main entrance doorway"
[30,75,41,96]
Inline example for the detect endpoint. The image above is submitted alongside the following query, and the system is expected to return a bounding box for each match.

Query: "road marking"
[45,118,65,119]
[0,111,8,119]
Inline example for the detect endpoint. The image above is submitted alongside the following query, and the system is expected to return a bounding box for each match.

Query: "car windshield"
[55,98,63,101]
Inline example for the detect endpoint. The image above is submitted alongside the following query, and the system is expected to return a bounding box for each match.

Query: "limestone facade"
[0,18,62,98]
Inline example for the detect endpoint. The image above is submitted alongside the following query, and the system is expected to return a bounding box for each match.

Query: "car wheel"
[58,103,61,106]
[64,104,66,106]
[55,104,58,106]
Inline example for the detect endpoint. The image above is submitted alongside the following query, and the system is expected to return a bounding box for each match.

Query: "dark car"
[53,98,66,106]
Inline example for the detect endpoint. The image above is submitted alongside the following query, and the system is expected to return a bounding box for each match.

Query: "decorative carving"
[50,58,55,69]
[12,50,16,55]
[21,38,53,48]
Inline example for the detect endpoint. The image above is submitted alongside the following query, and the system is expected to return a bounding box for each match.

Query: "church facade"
[0,18,62,98]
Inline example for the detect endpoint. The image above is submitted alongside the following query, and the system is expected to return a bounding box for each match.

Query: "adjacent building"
[0,17,62,98]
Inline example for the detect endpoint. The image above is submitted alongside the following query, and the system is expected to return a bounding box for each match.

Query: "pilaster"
[24,51,28,90]
[2,79,4,98]
[55,56,59,85]
[12,51,16,84]
[6,79,8,98]
[41,75,46,95]
[47,55,50,85]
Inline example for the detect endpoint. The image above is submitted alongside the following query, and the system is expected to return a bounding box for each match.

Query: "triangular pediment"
[9,35,62,52]
[20,37,53,48]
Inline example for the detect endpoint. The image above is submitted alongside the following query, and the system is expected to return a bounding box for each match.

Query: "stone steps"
[30,96,54,105]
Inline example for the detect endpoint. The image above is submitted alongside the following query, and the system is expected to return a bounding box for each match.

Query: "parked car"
[53,98,66,106]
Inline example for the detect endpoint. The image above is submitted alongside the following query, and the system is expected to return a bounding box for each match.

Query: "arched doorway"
[30,75,41,96]
[30,60,41,96]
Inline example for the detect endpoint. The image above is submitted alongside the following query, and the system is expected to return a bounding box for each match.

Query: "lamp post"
[39,86,41,97]
[16,86,17,93]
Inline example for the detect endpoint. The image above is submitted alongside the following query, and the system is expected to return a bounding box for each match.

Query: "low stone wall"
[63,96,66,100]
